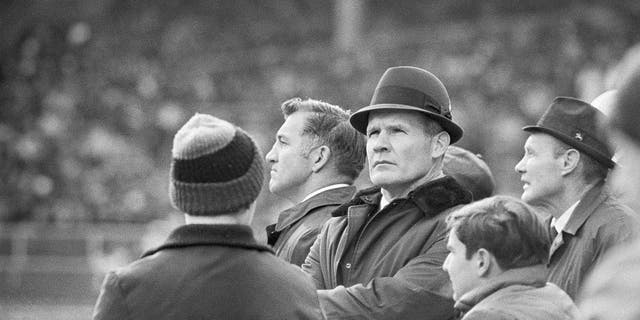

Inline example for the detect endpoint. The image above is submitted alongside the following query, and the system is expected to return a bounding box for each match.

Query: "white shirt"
[301,184,350,202]
[551,201,580,234]
[379,195,390,212]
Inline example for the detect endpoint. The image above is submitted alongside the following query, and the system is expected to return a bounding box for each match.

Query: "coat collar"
[141,224,273,258]
[275,185,356,232]
[563,180,608,235]
[454,264,548,314]
[332,176,472,217]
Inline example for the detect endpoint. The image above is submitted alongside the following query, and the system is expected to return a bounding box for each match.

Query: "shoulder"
[588,196,640,234]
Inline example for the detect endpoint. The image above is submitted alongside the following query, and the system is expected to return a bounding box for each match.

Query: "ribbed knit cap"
[169,113,265,216]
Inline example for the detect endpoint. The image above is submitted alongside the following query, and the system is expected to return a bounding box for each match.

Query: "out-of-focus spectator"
[579,62,640,320]
[264,97,365,266]
[444,195,577,320]
[92,113,322,320]
[443,146,495,201]
[514,97,640,299]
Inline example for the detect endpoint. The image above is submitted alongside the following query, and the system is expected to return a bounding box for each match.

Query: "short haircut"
[551,139,608,183]
[281,97,366,181]
[420,116,444,137]
[446,195,550,270]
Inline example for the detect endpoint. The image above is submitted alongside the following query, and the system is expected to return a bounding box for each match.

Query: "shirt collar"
[379,195,390,212]
[551,201,579,233]
[302,184,349,202]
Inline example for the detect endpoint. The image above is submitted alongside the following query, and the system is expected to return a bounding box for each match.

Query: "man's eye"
[367,130,379,137]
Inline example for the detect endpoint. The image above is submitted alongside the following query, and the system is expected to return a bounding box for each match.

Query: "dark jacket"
[302,176,472,320]
[454,265,577,320]
[267,186,356,266]
[93,224,323,320]
[547,181,640,299]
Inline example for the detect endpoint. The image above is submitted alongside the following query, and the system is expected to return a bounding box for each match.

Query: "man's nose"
[514,157,525,173]
[265,145,277,163]
[372,133,390,152]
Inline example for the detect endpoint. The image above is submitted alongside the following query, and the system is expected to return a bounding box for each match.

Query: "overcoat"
[546,181,640,299]
[302,176,472,319]
[267,186,356,266]
[454,265,577,320]
[93,224,323,320]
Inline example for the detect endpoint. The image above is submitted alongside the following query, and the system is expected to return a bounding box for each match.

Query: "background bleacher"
[1,1,640,319]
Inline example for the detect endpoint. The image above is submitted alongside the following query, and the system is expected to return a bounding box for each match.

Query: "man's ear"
[560,149,580,176]
[311,145,331,173]
[431,131,450,158]
[475,248,492,277]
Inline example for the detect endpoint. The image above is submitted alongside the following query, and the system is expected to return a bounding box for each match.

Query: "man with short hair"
[579,64,640,320]
[443,146,495,202]
[514,97,640,299]
[444,195,578,320]
[92,114,323,320]
[265,97,366,266]
[303,66,472,319]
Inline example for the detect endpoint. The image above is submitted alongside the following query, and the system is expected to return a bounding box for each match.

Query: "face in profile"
[365,110,436,195]
[443,228,480,300]
[514,133,565,206]
[265,112,315,198]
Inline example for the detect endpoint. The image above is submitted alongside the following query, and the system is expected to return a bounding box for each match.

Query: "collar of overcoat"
[331,176,472,217]
[275,185,356,232]
[454,264,548,314]
[141,224,274,258]
[545,180,608,237]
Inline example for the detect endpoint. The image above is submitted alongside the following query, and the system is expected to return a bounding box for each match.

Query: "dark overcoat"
[93,224,323,320]
[302,176,472,319]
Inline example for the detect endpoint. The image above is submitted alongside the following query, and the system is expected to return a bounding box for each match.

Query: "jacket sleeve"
[92,271,130,320]
[290,228,322,267]
[316,235,454,320]
[301,223,328,289]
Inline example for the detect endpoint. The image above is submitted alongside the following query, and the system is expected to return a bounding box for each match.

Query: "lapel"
[275,186,356,232]
[548,181,607,259]
[563,181,607,236]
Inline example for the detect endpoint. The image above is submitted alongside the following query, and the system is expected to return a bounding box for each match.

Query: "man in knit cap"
[579,64,640,320]
[265,97,366,266]
[303,66,472,319]
[514,97,640,299]
[92,113,323,320]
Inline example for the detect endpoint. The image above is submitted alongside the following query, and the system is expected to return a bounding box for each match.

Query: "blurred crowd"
[1,0,639,226]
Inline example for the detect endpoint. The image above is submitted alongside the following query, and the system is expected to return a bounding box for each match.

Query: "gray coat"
[93,224,323,320]
[546,181,640,299]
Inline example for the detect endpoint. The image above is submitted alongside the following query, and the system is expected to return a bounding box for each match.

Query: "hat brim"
[350,104,463,143]
[523,125,615,169]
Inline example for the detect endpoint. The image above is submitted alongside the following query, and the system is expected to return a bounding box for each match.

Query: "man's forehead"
[526,132,557,148]
[366,109,428,127]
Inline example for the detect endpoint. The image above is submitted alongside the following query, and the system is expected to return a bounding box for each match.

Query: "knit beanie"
[169,113,265,215]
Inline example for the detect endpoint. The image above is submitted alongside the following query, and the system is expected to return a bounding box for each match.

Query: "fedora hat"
[523,97,614,168]
[349,66,463,143]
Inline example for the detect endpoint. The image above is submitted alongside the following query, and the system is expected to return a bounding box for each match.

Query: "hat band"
[371,85,450,119]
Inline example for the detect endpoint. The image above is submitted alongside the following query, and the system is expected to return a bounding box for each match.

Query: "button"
[345,263,351,269]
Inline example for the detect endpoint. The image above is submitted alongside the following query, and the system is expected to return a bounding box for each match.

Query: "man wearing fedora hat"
[302,66,472,319]
[514,97,640,299]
